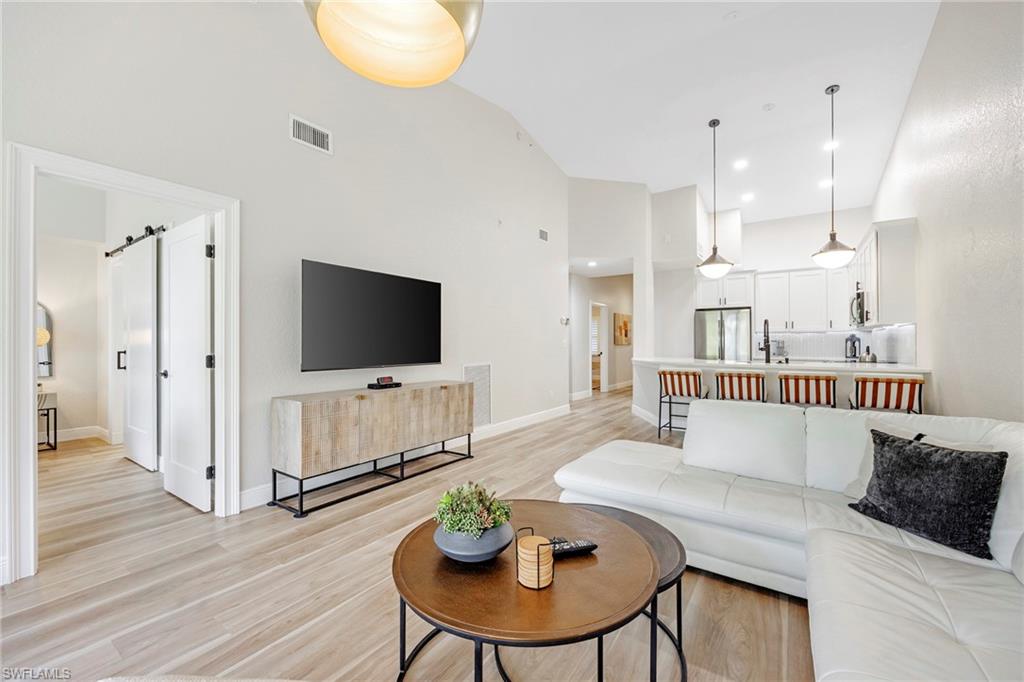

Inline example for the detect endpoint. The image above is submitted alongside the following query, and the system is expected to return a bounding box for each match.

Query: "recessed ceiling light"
[762,103,776,112]
[823,140,839,151]
[733,159,749,171]
[740,193,755,203]
[587,261,597,268]
[819,179,833,189]
[723,11,739,22]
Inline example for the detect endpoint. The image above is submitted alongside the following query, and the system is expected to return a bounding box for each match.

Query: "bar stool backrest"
[854,375,925,413]
[658,369,704,398]
[716,371,766,402]
[778,373,838,407]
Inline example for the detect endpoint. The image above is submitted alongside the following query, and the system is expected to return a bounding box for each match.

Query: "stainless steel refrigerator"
[694,307,752,361]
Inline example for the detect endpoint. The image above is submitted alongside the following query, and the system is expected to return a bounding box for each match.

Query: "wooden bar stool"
[715,370,767,402]
[851,375,925,414]
[657,369,707,438]
[778,373,838,408]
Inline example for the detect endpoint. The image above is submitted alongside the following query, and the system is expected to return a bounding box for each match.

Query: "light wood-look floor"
[1,389,813,681]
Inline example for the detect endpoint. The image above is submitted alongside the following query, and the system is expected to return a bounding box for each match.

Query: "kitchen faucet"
[759,319,771,364]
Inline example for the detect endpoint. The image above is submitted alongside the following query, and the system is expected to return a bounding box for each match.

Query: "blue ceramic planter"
[433,522,514,563]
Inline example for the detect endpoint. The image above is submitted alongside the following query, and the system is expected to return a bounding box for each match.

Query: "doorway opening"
[2,144,241,585]
[590,302,608,393]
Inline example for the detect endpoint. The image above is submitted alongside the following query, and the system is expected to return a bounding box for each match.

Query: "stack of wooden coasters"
[517,535,554,589]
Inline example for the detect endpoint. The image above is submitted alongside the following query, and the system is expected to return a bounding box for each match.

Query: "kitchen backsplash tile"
[761,325,916,364]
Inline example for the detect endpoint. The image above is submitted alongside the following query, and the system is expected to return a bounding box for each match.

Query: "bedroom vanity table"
[269,381,473,517]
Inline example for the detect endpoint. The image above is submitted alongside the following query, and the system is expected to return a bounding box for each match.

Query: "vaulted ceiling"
[452,2,938,222]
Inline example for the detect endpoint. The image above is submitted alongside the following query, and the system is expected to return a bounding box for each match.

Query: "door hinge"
[206,244,215,258]
[205,465,215,480]
[205,354,215,369]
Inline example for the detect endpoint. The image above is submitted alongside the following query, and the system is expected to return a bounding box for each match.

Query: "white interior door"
[122,238,158,470]
[160,215,213,512]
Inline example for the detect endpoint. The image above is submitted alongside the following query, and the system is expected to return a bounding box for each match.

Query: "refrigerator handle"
[719,316,725,360]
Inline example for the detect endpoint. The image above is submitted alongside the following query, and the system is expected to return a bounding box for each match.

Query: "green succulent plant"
[434,482,512,538]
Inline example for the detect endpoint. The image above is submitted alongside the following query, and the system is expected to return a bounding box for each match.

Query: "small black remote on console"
[549,536,598,558]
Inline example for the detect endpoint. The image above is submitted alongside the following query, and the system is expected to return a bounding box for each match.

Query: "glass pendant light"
[312,0,483,88]
[812,85,856,269]
[698,119,734,280]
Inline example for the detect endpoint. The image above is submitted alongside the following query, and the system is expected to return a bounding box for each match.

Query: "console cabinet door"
[755,272,790,332]
[789,270,828,331]
[299,395,360,477]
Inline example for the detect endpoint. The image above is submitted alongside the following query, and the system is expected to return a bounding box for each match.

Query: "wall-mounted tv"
[301,259,441,372]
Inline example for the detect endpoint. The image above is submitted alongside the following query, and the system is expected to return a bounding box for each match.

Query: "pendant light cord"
[712,122,718,247]
[829,88,836,236]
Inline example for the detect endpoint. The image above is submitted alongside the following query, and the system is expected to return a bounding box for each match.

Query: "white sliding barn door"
[160,215,213,512]
[122,238,158,471]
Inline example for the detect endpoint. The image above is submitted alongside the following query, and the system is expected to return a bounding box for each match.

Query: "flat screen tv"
[301,259,441,372]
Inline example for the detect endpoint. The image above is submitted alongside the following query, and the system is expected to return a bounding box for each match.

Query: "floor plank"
[1,389,814,681]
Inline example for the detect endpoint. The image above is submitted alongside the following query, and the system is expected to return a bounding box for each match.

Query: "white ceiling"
[569,256,633,278]
[452,2,938,222]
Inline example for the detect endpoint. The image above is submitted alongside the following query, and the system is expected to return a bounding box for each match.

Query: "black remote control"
[549,536,598,558]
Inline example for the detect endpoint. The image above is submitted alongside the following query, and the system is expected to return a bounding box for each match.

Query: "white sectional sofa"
[554,400,1024,681]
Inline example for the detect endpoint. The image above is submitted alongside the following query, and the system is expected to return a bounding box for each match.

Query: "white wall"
[872,2,1023,420]
[569,273,633,395]
[569,178,654,357]
[35,237,105,434]
[35,176,108,438]
[3,2,570,491]
[742,207,873,271]
[653,267,695,357]
[105,191,205,251]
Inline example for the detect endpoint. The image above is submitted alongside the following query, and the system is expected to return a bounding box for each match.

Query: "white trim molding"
[1,143,241,585]
[37,426,111,443]
[607,380,633,391]
[631,403,658,427]
[570,389,591,401]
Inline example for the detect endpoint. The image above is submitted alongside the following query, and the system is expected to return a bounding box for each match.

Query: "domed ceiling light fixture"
[812,84,856,269]
[697,119,734,280]
[310,0,483,88]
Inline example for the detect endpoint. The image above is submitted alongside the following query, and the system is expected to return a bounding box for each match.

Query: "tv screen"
[301,260,441,372]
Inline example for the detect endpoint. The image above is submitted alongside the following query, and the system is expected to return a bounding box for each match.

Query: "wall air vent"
[538,229,549,242]
[290,115,333,155]
[463,363,492,427]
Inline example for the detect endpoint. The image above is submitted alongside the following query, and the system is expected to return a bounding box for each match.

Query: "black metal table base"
[37,406,57,451]
[642,578,688,681]
[268,435,471,518]
[397,589,685,682]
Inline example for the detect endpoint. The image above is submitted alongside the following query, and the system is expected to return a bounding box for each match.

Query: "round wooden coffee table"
[392,499,660,681]
[573,504,688,681]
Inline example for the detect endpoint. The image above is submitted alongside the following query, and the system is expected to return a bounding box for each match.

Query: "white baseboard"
[631,403,658,427]
[607,381,633,391]
[239,403,572,511]
[38,425,110,444]
[570,389,591,401]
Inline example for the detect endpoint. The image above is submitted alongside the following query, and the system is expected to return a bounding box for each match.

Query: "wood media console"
[269,381,473,517]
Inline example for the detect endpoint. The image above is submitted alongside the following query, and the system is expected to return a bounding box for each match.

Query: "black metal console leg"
[266,470,277,507]
[474,639,483,682]
[598,634,604,682]
[294,477,307,518]
[676,581,683,653]
[650,593,658,682]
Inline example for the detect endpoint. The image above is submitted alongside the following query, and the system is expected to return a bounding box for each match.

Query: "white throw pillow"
[844,416,996,499]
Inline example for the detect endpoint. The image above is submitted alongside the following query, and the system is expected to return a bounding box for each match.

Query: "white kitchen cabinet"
[696,270,754,307]
[722,271,754,307]
[696,276,722,307]
[789,270,828,331]
[827,268,850,330]
[755,272,790,331]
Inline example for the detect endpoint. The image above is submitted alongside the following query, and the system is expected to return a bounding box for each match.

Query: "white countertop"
[633,357,931,374]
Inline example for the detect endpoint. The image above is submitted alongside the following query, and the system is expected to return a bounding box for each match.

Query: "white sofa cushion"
[806,408,1024,569]
[807,529,1024,682]
[681,400,807,486]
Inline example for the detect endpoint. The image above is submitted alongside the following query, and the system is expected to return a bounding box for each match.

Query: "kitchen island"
[632,357,933,428]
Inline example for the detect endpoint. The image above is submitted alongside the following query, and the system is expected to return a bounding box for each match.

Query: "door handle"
[159,370,169,378]
[116,350,127,370]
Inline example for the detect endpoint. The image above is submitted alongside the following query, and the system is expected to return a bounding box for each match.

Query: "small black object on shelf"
[368,376,402,390]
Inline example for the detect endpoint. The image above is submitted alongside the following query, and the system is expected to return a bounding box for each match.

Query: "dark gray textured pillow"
[849,429,1008,559]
